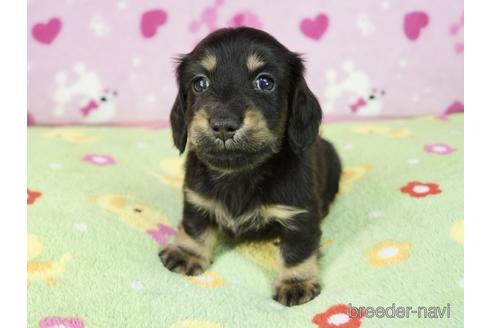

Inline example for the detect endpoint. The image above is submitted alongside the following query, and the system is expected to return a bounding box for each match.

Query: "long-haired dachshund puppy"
[160,27,341,306]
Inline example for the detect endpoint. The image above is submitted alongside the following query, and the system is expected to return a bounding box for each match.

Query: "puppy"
[160,27,341,306]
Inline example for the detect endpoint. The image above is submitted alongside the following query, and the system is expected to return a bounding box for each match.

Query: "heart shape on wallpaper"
[445,101,464,115]
[300,14,329,40]
[404,11,429,41]
[32,18,62,44]
[141,9,168,38]
[449,23,460,35]
[454,42,464,54]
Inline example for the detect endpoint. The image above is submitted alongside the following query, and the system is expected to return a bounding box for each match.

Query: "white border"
[465,1,492,327]
[4,0,478,326]
[0,0,26,324]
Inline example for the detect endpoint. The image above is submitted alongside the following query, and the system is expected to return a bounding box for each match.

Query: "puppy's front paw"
[159,245,209,276]
[273,277,321,306]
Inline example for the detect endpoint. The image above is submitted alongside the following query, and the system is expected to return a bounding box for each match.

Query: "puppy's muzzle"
[210,117,240,142]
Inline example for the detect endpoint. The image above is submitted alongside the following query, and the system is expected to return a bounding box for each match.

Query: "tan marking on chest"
[184,188,306,234]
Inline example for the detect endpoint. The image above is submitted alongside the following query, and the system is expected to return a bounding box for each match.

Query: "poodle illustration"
[355,13,375,36]
[324,60,384,116]
[53,62,117,123]
[149,157,185,189]
[43,128,98,144]
[28,233,72,286]
[90,194,176,245]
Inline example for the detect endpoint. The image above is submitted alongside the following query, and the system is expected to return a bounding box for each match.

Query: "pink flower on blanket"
[147,224,176,245]
[39,316,85,328]
[424,144,456,155]
[82,154,116,166]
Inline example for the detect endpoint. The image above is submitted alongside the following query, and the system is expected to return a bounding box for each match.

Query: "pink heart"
[300,14,329,40]
[32,18,62,44]
[454,42,464,53]
[445,101,464,115]
[403,11,429,41]
[27,112,35,126]
[449,23,460,35]
[141,9,167,38]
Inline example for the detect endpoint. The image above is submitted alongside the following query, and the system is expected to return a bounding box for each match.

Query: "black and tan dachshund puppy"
[160,27,341,306]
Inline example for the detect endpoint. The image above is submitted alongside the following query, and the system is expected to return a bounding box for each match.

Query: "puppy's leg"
[274,218,321,306]
[159,203,217,276]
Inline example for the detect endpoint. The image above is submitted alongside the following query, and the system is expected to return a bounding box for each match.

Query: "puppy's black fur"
[161,27,341,306]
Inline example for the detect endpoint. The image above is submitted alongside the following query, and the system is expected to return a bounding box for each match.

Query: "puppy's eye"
[254,74,274,92]
[192,76,210,93]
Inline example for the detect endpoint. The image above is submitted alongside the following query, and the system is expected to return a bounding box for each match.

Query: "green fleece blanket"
[27,115,463,328]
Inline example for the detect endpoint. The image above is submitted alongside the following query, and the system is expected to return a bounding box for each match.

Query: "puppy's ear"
[170,56,189,154]
[287,54,322,155]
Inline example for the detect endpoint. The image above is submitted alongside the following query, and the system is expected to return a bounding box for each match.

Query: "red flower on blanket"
[82,154,116,166]
[312,304,364,328]
[39,316,85,328]
[27,189,42,205]
[400,181,442,198]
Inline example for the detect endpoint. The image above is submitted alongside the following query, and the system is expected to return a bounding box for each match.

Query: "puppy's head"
[170,27,322,172]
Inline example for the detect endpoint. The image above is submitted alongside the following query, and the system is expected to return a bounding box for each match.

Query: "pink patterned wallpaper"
[27,0,463,125]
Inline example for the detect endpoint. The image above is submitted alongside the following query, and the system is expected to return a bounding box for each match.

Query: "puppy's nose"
[210,118,240,141]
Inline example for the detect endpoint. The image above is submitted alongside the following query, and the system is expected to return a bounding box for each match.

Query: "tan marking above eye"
[200,54,217,71]
[246,53,265,72]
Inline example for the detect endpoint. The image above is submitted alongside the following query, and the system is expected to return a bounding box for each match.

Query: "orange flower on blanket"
[400,181,442,198]
[27,189,42,205]
[366,240,411,268]
[312,304,364,328]
[183,271,225,288]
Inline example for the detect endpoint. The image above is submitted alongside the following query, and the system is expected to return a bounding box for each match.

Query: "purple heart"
[141,9,168,38]
[300,14,329,40]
